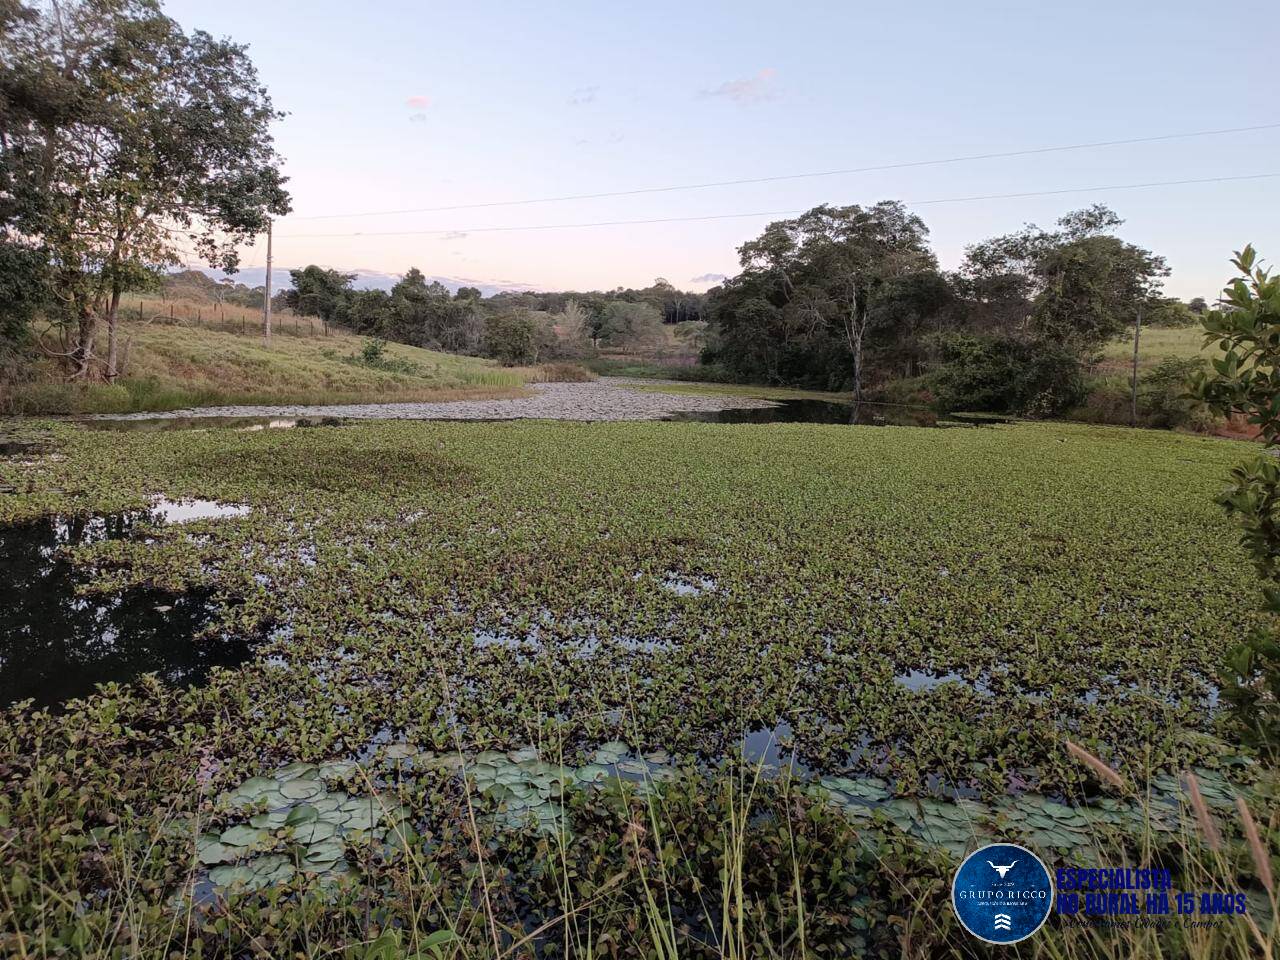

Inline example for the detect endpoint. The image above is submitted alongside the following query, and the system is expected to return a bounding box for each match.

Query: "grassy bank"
[1,418,1276,955]
[1,311,593,415]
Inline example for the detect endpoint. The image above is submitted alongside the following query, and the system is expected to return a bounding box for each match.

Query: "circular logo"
[951,843,1053,945]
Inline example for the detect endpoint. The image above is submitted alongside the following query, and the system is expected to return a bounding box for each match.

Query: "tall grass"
[7,732,1273,959]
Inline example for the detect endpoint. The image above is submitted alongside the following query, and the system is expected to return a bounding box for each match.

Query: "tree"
[286,266,354,333]
[597,300,664,352]
[960,205,1167,351]
[345,288,393,336]
[1190,246,1280,757]
[387,268,479,352]
[554,299,593,357]
[1144,297,1198,328]
[711,202,936,399]
[483,312,538,365]
[0,0,290,380]
[1030,234,1167,349]
[1188,296,1209,316]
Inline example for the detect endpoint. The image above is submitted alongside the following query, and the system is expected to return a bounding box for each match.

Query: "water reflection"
[0,511,254,709]
[666,399,967,427]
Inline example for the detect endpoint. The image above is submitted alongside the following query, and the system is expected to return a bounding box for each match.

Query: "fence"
[125,296,333,339]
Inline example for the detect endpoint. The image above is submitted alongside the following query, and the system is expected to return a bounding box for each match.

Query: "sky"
[165,0,1279,299]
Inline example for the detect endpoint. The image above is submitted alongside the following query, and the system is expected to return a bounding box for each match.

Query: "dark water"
[72,403,1006,430]
[665,400,992,427]
[0,511,254,709]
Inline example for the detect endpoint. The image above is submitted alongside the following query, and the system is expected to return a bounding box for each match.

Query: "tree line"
[278,267,707,365]
[704,201,1203,415]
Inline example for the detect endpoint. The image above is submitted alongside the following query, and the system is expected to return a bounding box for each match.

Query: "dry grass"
[3,298,546,415]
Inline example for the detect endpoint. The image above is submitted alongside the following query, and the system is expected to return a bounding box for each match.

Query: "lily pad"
[220,824,268,847]
[279,778,326,801]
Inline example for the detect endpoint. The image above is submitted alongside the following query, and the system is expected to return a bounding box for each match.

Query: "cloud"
[700,68,777,104]
[690,272,728,284]
[574,130,625,147]
[568,85,598,106]
[406,95,432,109]
[440,231,468,241]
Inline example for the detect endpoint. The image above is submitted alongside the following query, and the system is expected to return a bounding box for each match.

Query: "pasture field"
[1,418,1275,957]
[0,306,556,415]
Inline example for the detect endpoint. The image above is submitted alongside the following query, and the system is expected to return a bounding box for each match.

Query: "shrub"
[483,313,542,366]
[344,339,422,375]
[1139,356,1207,428]
[1190,245,1280,758]
[932,333,1086,416]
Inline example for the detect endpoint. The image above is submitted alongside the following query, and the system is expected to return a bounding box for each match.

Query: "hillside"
[2,299,552,415]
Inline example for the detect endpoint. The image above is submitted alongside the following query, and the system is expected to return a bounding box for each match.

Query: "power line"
[285,122,1280,221]
[275,172,1280,239]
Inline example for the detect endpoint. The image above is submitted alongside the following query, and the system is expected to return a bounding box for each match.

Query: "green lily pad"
[274,762,318,781]
[294,820,338,844]
[285,804,319,827]
[305,839,346,863]
[208,863,254,888]
[280,778,326,801]
[250,810,288,830]
[196,839,237,865]
[220,824,268,847]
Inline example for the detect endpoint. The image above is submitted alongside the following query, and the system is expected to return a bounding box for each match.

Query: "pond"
[0,502,255,709]
[664,399,992,426]
[73,401,1001,430]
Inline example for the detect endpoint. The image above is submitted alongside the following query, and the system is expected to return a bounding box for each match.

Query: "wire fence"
[123,295,332,339]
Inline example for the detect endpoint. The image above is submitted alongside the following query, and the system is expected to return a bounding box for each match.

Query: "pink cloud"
[701,68,777,104]
[406,95,432,109]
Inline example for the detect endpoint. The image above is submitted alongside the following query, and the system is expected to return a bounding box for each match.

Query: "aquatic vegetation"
[0,417,1275,955]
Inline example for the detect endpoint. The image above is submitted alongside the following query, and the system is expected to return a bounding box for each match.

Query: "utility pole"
[263,218,273,346]
[1130,299,1144,427]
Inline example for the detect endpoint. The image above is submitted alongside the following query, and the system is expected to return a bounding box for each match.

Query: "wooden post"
[263,218,273,346]
[1130,300,1144,427]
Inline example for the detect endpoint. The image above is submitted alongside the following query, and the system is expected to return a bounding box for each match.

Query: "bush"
[344,339,422,375]
[483,313,546,366]
[1139,356,1207,428]
[932,333,1086,416]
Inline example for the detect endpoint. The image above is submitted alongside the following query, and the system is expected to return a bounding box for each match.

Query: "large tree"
[710,202,936,398]
[0,0,289,380]
[286,265,354,333]
[960,205,1167,349]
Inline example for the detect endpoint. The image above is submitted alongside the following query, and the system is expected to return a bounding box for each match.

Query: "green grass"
[584,356,732,381]
[1,315,550,415]
[1,419,1276,956]
[1099,324,1215,369]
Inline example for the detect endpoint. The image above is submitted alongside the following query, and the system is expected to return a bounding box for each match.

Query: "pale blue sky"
[167,0,1278,298]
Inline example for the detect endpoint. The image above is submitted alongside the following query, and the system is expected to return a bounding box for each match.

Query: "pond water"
[69,401,1003,430]
[665,400,998,427]
[0,502,254,709]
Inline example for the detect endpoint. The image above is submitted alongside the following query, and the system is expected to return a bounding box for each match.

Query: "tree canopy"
[0,0,289,379]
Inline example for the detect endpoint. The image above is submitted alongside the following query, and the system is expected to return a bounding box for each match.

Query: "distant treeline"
[273,202,1205,415]
[273,267,707,365]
